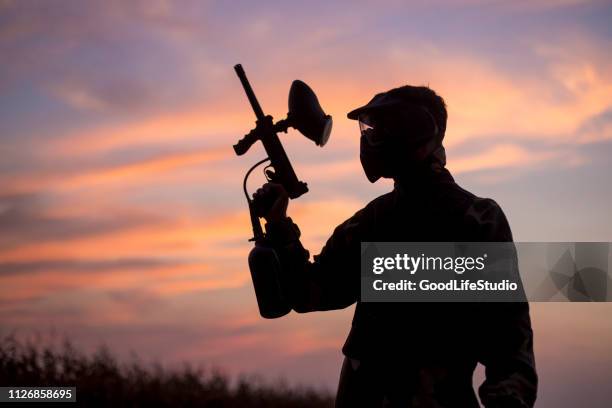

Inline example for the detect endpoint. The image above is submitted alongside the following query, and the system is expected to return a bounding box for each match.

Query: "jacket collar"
[393,166,455,196]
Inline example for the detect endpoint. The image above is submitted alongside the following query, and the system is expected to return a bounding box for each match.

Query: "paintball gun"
[233,64,332,318]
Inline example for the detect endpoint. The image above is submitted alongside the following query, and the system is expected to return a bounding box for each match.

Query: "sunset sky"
[1,1,612,406]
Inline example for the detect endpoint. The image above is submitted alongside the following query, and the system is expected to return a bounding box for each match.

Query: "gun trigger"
[265,169,278,182]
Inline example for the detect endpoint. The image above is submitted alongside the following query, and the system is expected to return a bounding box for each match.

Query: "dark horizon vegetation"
[0,334,334,407]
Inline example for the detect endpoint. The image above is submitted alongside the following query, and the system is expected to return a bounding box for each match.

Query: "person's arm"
[254,183,370,312]
[467,198,538,408]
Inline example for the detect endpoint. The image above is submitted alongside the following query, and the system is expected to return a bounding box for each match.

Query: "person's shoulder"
[430,179,479,218]
[366,190,396,210]
[468,196,505,217]
[443,180,513,241]
[465,196,513,241]
[442,180,502,214]
[331,190,394,237]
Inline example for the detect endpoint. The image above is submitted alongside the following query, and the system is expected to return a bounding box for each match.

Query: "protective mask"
[358,108,442,183]
[360,133,393,183]
[359,130,441,183]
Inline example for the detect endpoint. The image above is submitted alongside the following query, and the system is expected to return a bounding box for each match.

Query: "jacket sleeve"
[468,198,538,408]
[264,206,371,313]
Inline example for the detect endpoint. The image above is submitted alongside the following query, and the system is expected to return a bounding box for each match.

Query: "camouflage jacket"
[264,167,537,407]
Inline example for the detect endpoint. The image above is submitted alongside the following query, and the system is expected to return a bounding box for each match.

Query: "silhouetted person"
[253,86,537,407]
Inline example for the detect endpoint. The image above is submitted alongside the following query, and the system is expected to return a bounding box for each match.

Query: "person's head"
[347,85,447,183]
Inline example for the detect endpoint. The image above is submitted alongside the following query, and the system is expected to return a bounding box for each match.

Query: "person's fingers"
[252,183,288,206]
[252,188,263,198]
[265,182,286,195]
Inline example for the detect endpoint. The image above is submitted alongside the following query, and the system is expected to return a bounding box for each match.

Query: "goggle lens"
[359,116,387,146]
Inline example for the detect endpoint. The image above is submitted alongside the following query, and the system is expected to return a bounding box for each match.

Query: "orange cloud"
[46,107,250,157]
[0,147,230,195]
[385,40,612,147]
[448,143,560,174]
[0,194,365,264]
[0,262,217,302]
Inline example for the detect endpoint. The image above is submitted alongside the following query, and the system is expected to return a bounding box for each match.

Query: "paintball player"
[252,85,538,407]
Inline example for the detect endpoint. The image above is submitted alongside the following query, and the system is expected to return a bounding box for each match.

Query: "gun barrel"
[234,64,265,120]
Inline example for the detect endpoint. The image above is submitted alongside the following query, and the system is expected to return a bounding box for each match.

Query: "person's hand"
[252,182,289,223]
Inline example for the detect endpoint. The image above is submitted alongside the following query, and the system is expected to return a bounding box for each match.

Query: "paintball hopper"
[285,80,332,146]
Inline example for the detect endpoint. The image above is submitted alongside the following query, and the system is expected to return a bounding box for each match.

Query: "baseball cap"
[348,86,440,139]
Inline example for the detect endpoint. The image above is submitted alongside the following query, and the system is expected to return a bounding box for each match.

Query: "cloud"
[0,259,236,303]
[44,108,248,157]
[448,143,559,174]
[50,78,157,112]
[0,193,166,250]
[0,193,366,312]
[0,196,256,268]
[576,107,612,143]
[0,146,230,195]
[386,40,612,147]
[0,258,186,276]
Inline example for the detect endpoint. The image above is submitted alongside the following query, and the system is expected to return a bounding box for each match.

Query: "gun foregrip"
[234,129,259,156]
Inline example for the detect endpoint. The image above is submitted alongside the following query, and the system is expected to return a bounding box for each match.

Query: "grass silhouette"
[0,334,334,407]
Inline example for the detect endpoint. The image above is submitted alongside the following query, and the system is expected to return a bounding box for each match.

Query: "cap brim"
[346,100,405,120]
[346,105,368,120]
